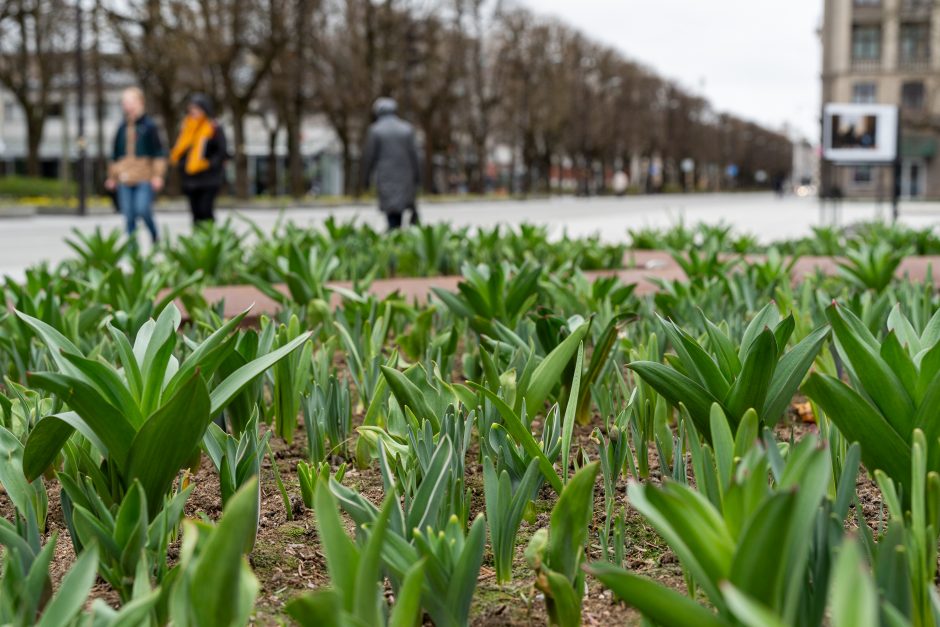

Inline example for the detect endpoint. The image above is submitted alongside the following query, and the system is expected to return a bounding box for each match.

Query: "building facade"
[821,0,940,198]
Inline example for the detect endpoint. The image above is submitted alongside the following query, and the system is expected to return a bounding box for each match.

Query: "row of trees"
[0,0,793,197]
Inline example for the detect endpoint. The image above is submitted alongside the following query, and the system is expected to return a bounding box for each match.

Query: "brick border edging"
[167,251,940,322]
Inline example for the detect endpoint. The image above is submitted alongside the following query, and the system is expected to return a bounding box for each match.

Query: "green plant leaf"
[547,461,599,581]
[524,321,590,414]
[127,371,211,513]
[210,331,312,415]
[761,325,829,425]
[627,361,721,439]
[381,365,440,432]
[36,544,99,627]
[315,475,359,609]
[190,477,260,627]
[471,384,563,493]
[827,304,915,440]
[587,562,727,627]
[802,373,911,493]
[829,540,878,627]
[25,372,135,469]
[728,492,796,606]
[388,558,426,627]
[721,583,788,627]
[723,328,777,425]
[561,342,584,484]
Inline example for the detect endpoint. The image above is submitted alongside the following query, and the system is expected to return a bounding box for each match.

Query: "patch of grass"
[0,175,76,198]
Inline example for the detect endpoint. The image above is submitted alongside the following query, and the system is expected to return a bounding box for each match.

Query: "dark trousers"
[386,206,420,231]
[186,187,219,224]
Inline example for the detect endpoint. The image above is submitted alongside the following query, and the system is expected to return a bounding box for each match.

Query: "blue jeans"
[117,183,158,242]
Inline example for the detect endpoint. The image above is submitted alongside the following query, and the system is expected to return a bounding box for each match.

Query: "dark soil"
[0,394,888,626]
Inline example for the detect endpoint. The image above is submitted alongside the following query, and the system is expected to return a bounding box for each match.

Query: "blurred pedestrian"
[105,87,164,246]
[170,94,227,225]
[361,98,421,230]
[611,170,629,196]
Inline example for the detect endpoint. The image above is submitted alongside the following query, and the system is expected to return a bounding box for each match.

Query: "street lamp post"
[76,0,87,216]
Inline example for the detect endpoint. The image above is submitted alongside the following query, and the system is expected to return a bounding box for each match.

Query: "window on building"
[852,25,882,61]
[900,23,930,63]
[854,0,880,5]
[852,82,877,103]
[854,166,873,184]
[902,81,926,109]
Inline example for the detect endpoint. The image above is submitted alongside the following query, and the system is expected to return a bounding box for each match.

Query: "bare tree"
[190,0,289,198]
[262,0,317,197]
[311,0,377,195]
[103,0,196,193]
[25,0,791,197]
[0,0,71,177]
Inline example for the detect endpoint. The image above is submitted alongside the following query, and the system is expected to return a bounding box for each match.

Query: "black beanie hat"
[189,93,214,117]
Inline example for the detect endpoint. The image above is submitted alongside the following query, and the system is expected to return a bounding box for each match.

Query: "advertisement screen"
[823,103,898,163]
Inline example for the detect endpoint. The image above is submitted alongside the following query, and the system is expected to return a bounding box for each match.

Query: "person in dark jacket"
[361,98,421,230]
[105,87,165,244]
[169,94,227,225]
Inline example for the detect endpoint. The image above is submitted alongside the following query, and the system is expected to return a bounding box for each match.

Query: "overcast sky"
[527,0,822,142]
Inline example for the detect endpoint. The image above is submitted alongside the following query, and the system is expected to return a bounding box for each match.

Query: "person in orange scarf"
[169,94,228,224]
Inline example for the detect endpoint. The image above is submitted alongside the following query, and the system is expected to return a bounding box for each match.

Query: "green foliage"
[8,216,940,625]
[204,413,270,551]
[243,240,341,309]
[860,429,940,627]
[162,220,244,283]
[297,460,345,510]
[670,245,739,281]
[64,479,188,601]
[266,315,313,443]
[0,537,99,627]
[167,478,261,627]
[286,477,425,627]
[629,303,828,438]
[431,261,542,335]
[304,374,352,463]
[838,241,909,292]
[65,227,129,270]
[589,434,832,625]
[803,303,940,506]
[0,175,76,198]
[526,461,599,627]
[17,304,310,512]
[483,455,541,584]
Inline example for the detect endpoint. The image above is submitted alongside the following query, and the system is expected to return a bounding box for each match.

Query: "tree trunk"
[288,0,308,198]
[267,127,279,195]
[471,138,487,194]
[93,1,107,192]
[341,136,353,196]
[286,115,304,197]
[158,96,181,196]
[25,111,43,178]
[232,108,249,198]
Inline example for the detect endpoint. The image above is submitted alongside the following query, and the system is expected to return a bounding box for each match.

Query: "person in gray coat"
[361,98,421,230]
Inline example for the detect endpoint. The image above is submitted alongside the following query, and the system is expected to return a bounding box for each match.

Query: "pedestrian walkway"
[3,192,940,281]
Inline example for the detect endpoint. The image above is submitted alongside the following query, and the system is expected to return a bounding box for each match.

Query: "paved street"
[2,192,940,280]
